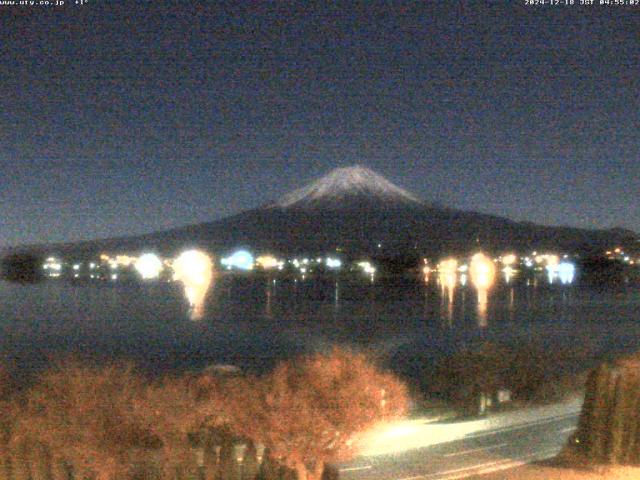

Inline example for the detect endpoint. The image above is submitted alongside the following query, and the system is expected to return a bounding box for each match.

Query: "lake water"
[1,273,640,385]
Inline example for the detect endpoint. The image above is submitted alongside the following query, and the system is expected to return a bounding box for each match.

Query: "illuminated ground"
[339,398,583,480]
[466,464,640,480]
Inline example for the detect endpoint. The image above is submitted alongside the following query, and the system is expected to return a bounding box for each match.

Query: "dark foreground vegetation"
[396,340,589,417]
[477,351,640,480]
[0,254,43,284]
[569,351,640,464]
[0,349,408,480]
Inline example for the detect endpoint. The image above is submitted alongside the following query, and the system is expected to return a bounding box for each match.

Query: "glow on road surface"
[352,397,582,458]
[342,403,582,480]
[354,418,488,457]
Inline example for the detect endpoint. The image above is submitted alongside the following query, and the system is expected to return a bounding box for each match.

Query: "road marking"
[395,446,561,480]
[441,447,561,480]
[561,426,576,433]
[396,459,515,480]
[339,465,372,472]
[461,412,579,441]
[441,443,507,457]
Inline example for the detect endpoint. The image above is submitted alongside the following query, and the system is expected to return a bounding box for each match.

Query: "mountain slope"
[274,166,423,209]
[4,166,637,258]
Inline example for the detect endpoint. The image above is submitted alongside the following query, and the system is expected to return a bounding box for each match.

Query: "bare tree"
[12,361,157,480]
[135,373,226,479]
[224,348,409,480]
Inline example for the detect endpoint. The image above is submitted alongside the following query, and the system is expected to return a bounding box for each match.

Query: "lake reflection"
[469,253,497,328]
[172,250,214,320]
[0,271,638,379]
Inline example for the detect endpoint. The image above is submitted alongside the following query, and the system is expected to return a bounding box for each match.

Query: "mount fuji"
[274,166,423,209]
[7,166,637,259]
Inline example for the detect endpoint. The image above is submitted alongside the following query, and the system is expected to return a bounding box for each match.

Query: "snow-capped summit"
[275,166,423,209]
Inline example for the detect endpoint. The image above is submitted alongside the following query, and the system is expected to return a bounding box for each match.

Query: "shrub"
[223,347,408,480]
[12,361,159,480]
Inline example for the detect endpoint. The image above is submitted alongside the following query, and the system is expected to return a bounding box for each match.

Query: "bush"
[223,347,408,480]
[429,341,586,411]
[0,350,407,480]
[12,361,160,480]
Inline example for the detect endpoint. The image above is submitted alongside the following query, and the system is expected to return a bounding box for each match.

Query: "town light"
[115,255,135,267]
[134,253,163,279]
[256,255,279,270]
[502,265,516,283]
[502,254,517,266]
[437,258,458,274]
[357,261,376,274]
[221,250,254,271]
[326,257,342,269]
[44,258,62,271]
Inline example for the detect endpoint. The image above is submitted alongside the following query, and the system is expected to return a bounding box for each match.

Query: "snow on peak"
[275,165,423,208]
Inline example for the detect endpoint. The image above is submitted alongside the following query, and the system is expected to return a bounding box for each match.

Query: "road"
[339,398,582,480]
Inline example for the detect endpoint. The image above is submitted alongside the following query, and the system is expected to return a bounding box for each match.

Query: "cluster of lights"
[255,255,280,270]
[43,245,589,290]
[426,251,577,288]
[501,254,517,266]
[357,261,376,275]
[546,261,576,285]
[326,257,342,269]
[43,257,62,278]
[221,250,254,271]
[536,254,559,267]
[437,258,458,275]
[95,249,347,277]
[605,247,637,265]
[520,251,559,270]
[283,255,344,274]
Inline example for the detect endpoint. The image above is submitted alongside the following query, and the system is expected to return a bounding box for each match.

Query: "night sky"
[1,1,638,248]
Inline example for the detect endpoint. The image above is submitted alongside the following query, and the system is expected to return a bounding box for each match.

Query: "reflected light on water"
[173,250,214,320]
[422,265,431,283]
[422,259,431,283]
[469,253,496,328]
[509,287,515,317]
[502,266,516,284]
[437,258,458,275]
[437,259,458,326]
[546,264,557,284]
[440,270,456,301]
[558,262,576,285]
[265,281,273,318]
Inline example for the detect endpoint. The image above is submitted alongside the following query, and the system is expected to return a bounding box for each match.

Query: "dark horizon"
[1,1,639,248]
